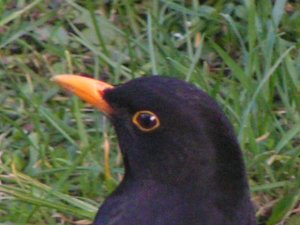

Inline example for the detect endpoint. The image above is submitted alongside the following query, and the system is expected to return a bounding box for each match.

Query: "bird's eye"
[132,111,160,132]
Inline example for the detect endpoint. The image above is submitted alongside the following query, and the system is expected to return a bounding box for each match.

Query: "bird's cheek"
[112,119,137,148]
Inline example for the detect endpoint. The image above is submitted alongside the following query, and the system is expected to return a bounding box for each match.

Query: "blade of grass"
[0,0,43,27]
[275,121,300,153]
[39,107,77,146]
[238,46,295,140]
[186,34,205,82]
[147,12,158,75]
[210,41,251,90]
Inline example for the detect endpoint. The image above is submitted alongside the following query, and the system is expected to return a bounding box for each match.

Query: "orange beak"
[52,74,114,115]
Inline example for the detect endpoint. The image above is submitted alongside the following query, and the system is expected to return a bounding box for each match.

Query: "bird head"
[53,75,248,190]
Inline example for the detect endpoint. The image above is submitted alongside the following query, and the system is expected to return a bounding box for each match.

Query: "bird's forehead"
[103,76,220,121]
[104,76,193,111]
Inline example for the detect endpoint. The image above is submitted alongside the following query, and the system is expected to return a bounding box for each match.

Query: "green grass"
[1,0,300,224]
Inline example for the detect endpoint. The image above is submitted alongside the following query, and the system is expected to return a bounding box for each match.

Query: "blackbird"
[53,75,257,225]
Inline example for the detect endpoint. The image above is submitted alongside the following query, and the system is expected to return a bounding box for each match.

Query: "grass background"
[1,0,300,224]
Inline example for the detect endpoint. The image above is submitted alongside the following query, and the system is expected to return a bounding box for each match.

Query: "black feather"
[94,76,257,225]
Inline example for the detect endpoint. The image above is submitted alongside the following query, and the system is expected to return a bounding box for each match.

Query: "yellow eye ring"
[132,110,160,132]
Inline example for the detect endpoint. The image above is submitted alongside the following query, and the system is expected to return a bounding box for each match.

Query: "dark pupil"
[138,113,157,129]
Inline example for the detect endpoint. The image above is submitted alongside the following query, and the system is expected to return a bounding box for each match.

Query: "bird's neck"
[121,138,250,209]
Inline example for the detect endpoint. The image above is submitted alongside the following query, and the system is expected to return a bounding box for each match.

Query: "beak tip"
[51,74,70,83]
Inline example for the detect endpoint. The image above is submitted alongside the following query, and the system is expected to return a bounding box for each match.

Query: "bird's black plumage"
[93,76,256,225]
